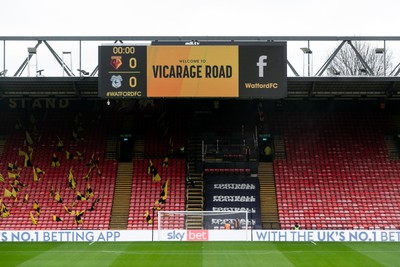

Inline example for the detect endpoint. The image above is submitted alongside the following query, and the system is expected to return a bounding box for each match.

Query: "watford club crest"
[110,56,123,70]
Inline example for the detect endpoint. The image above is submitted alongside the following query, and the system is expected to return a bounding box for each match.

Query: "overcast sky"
[1,0,399,36]
[1,0,399,77]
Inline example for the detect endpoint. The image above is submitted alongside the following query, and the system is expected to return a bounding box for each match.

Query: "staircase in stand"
[273,135,286,160]
[384,135,400,160]
[258,162,280,229]
[0,136,6,160]
[392,114,400,132]
[132,137,145,160]
[104,135,117,160]
[185,132,204,229]
[387,114,400,160]
[109,162,133,230]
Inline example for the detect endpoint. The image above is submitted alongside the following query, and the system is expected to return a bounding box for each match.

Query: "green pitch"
[0,241,399,267]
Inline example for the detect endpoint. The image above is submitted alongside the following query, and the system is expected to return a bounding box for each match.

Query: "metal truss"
[1,36,400,78]
[1,36,400,101]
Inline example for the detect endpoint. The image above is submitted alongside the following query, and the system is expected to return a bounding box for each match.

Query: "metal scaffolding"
[0,36,400,78]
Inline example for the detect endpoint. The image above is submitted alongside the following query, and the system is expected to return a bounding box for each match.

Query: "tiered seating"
[272,112,400,230]
[125,109,188,230]
[0,112,19,135]
[0,112,116,230]
[223,153,245,161]
[127,158,186,229]
[203,159,257,176]
[142,113,187,157]
[204,168,251,176]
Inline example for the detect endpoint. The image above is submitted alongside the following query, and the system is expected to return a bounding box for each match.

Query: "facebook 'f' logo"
[257,55,268,77]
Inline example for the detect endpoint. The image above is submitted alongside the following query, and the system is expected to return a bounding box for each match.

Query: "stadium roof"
[1,76,400,100]
[1,36,400,100]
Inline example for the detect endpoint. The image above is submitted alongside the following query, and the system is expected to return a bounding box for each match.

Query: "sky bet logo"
[257,55,268,77]
[167,230,209,241]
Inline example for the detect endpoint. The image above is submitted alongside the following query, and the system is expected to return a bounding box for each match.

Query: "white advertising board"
[1,230,399,242]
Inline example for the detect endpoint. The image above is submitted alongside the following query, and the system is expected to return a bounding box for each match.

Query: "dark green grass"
[0,242,399,267]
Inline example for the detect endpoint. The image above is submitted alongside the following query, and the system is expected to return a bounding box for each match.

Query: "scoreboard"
[98,45,147,98]
[98,43,287,99]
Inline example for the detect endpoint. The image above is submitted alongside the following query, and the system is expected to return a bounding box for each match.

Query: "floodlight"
[329,67,340,75]
[77,69,89,75]
[0,69,8,76]
[28,47,37,54]
[300,47,312,54]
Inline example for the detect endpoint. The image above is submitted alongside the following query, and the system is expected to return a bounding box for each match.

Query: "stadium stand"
[123,108,188,229]
[271,111,400,230]
[0,111,116,230]
[2,99,400,232]
[141,111,188,158]
[127,158,186,229]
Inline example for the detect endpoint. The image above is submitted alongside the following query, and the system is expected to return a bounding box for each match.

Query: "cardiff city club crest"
[110,56,123,70]
[110,75,123,89]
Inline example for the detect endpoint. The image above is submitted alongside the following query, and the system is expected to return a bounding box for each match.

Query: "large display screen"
[147,46,238,97]
[99,43,286,99]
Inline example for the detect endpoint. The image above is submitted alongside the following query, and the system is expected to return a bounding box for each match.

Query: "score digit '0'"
[129,77,137,88]
[130,58,137,68]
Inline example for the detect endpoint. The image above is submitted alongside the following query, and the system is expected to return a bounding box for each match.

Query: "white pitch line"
[89,241,95,245]
[2,250,398,255]
[311,241,317,245]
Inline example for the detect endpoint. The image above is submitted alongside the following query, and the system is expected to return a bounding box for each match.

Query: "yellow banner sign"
[147,46,238,97]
